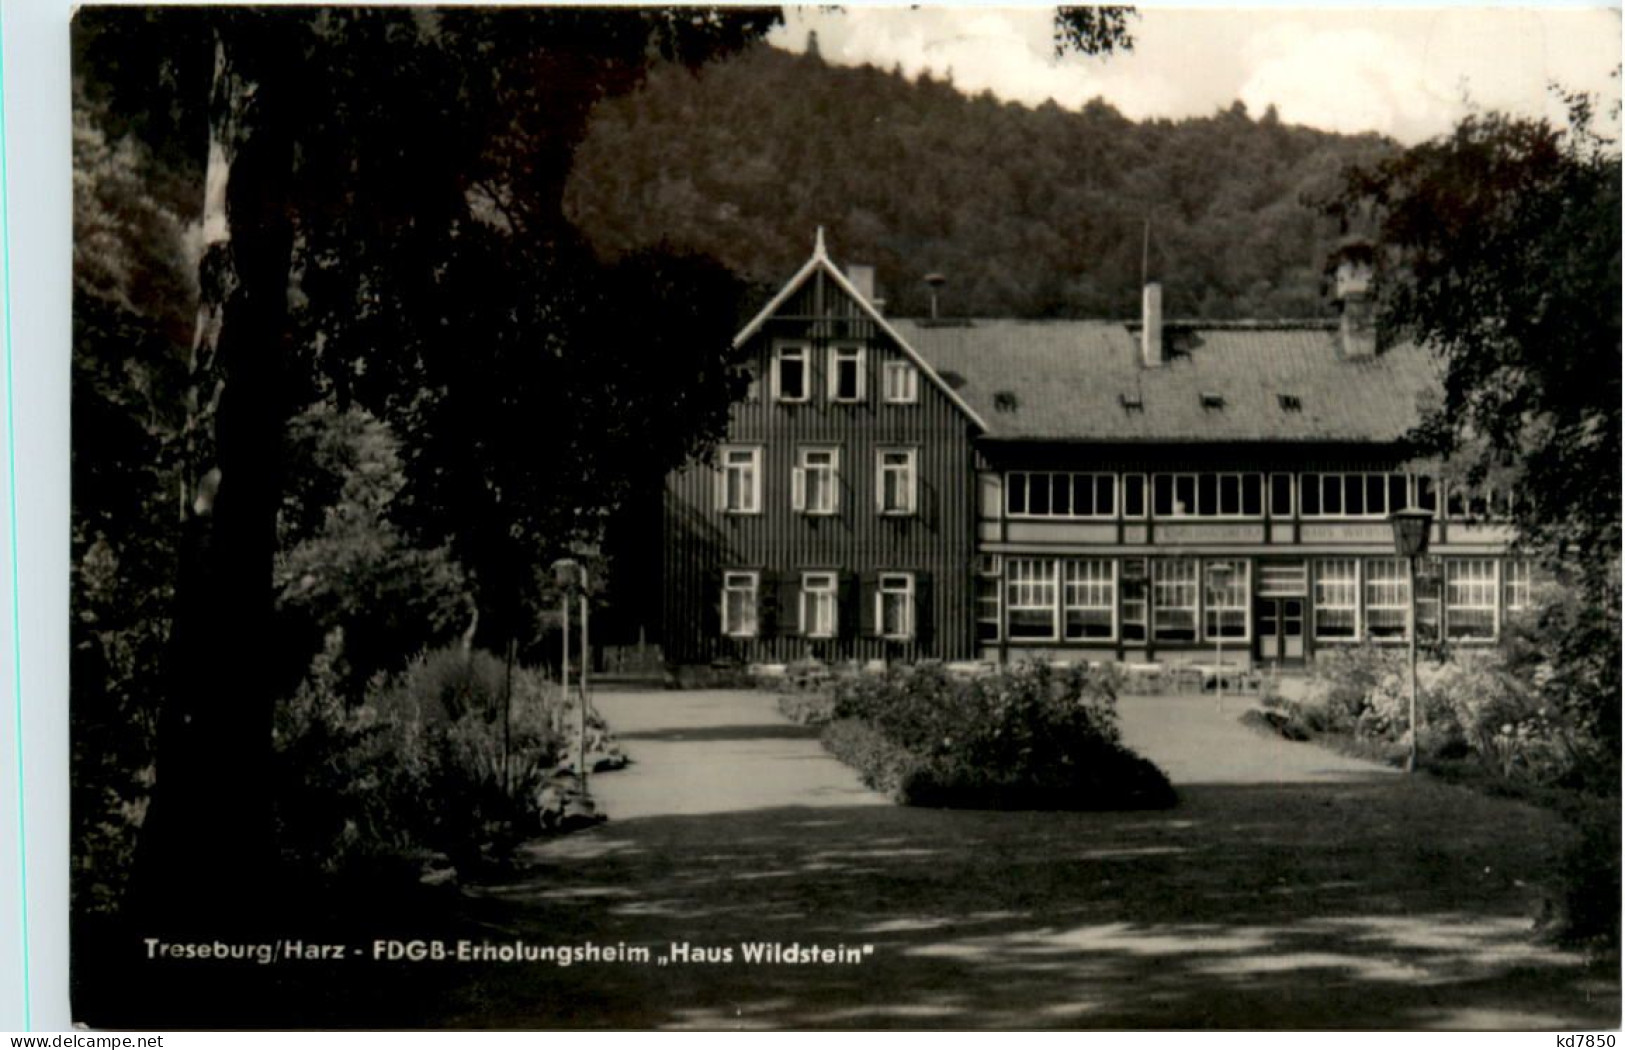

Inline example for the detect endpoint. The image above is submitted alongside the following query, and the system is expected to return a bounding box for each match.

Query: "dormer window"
[1278,394,1302,412]
[1200,391,1225,410]
[774,342,809,402]
[829,344,865,402]
[994,391,1019,413]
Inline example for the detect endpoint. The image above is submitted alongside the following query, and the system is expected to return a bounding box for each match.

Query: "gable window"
[1313,558,1359,639]
[1063,559,1116,640]
[801,572,838,638]
[829,344,865,402]
[717,446,761,514]
[1151,559,1198,642]
[774,342,809,402]
[1445,559,1497,639]
[877,573,915,640]
[793,447,840,515]
[877,449,918,515]
[722,572,759,638]
[883,360,918,403]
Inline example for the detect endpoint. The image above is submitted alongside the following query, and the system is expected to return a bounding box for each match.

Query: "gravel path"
[436,687,1616,1030]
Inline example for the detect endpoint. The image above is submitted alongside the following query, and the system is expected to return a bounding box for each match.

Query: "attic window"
[994,391,1020,413]
[1200,391,1225,411]
[1119,392,1144,413]
[1278,394,1302,412]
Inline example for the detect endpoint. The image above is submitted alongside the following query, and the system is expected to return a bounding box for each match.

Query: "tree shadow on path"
[449,775,1618,1029]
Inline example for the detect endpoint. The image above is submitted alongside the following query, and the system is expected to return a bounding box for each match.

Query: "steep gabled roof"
[733,230,990,432]
[890,318,1441,444]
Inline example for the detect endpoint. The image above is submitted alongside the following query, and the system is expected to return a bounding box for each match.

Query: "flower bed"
[818,661,1175,811]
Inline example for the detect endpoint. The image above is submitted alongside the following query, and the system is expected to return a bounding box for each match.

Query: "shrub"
[777,688,837,726]
[824,661,1174,810]
[272,641,566,884]
[821,717,918,798]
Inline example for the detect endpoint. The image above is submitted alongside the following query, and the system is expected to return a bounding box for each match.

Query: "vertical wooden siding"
[663,268,979,664]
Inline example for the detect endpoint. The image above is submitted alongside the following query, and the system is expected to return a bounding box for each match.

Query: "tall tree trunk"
[134,27,299,930]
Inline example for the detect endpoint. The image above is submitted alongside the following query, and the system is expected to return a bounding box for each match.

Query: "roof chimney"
[1335,257,1376,359]
[846,264,876,306]
[1141,282,1164,367]
[924,273,947,321]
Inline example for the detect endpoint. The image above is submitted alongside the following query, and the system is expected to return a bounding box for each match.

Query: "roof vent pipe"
[924,273,946,321]
[1141,282,1164,367]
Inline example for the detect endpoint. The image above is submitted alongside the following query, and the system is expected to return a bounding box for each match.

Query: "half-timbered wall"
[662,267,980,664]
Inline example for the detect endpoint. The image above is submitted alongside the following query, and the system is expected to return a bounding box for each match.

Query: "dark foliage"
[565,44,1395,320]
[826,663,1175,810]
[1326,98,1622,580]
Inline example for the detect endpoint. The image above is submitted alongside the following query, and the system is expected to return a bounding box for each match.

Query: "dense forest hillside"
[565,44,1398,320]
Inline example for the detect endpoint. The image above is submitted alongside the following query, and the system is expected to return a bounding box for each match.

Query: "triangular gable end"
[732,232,989,433]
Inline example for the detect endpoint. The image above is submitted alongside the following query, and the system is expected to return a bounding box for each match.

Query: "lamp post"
[1389,507,1433,774]
[551,558,594,810]
[1207,561,1234,710]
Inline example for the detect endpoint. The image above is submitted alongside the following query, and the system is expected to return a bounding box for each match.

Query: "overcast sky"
[767,6,1622,144]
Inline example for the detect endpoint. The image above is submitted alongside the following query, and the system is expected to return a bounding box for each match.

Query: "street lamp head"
[1389,506,1434,558]
[551,557,583,589]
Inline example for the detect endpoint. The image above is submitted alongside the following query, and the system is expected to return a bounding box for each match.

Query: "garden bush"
[272,641,567,884]
[823,661,1174,810]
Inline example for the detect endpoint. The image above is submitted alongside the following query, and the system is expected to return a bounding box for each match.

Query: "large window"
[1364,558,1409,639]
[1006,472,1116,518]
[801,572,837,638]
[877,449,918,515]
[717,447,761,514]
[1299,473,1409,518]
[722,572,758,638]
[883,360,918,403]
[1269,474,1295,517]
[1120,559,1148,642]
[829,344,865,402]
[975,556,1001,644]
[793,447,840,515]
[1446,559,1497,639]
[774,342,808,402]
[1122,475,1147,518]
[1063,560,1116,639]
[1503,560,1532,614]
[1006,558,1058,640]
[1151,559,1199,642]
[878,573,915,640]
[1447,487,1517,521]
[1151,473,1263,517]
[1313,558,1359,639]
[1203,560,1249,640]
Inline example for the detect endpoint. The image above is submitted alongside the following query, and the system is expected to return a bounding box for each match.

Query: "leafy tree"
[1325,96,1622,777]
[73,6,781,926]
[1328,97,1621,577]
[1053,6,1137,57]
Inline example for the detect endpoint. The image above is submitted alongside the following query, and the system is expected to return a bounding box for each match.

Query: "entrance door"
[1281,598,1305,660]
[1257,600,1280,661]
[1255,598,1306,664]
